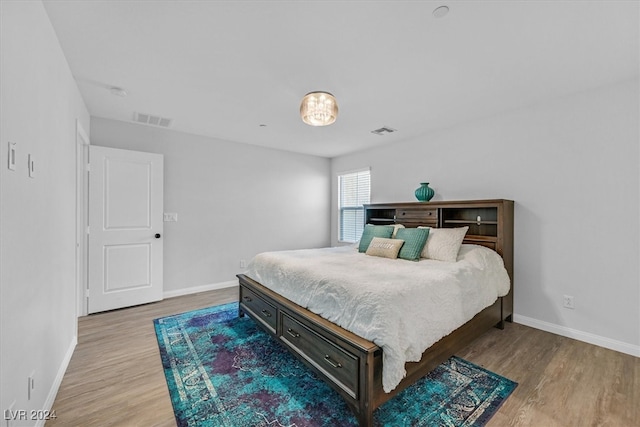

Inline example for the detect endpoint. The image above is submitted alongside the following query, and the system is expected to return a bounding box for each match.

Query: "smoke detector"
[433,6,450,18]
[109,86,128,97]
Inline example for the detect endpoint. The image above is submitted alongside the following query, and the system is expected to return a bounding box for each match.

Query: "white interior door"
[88,146,164,313]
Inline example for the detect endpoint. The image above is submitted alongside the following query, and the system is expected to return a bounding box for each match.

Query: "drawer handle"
[261,309,272,318]
[286,328,300,338]
[323,355,342,369]
[243,296,252,302]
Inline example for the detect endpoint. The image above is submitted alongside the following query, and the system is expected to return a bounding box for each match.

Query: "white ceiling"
[43,1,639,158]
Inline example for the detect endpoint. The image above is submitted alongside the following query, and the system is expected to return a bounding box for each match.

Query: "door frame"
[76,120,90,317]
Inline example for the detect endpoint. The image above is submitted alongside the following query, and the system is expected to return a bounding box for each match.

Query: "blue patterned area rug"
[153,303,517,427]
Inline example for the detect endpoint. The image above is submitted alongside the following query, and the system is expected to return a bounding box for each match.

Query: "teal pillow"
[358,225,395,252]
[395,227,430,261]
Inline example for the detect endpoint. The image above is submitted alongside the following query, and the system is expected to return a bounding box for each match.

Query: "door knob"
[155,233,161,239]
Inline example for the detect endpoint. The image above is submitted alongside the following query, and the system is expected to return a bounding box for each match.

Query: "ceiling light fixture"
[300,91,338,126]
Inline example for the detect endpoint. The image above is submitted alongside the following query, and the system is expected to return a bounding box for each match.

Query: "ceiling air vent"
[133,112,173,128]
[370,126,397,136]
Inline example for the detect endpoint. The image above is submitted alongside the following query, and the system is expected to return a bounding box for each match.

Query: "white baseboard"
[37,335,77,427]
[163,280,238,299]
[514,314,640,358]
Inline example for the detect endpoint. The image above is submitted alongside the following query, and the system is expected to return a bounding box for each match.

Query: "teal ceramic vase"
[415,182,435,202]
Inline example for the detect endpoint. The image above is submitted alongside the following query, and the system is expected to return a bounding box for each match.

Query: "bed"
[237,199,514,426]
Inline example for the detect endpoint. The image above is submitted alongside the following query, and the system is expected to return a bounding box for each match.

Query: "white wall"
[90,117,331,295]
[331,79,640,356]
[0,0,90,422]
[0,7,635,424]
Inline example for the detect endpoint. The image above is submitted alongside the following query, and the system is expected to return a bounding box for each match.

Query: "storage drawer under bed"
[239,286,277,333]
[279,312,360,399]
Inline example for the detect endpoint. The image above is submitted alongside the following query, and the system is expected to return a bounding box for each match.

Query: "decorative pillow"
[394,227,430,261]
[419,226,469,262]
[391,223,405,238]
[365,237,404,259]
[358,224,395,252]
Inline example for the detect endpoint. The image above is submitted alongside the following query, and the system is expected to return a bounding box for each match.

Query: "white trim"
[76,120,90,317]
[163,280,238,299]
[514,314,640,358]
[37,336,77,427]
[336,166,371,176]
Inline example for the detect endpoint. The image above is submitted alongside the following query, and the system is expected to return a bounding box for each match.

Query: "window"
[338,169,371,242]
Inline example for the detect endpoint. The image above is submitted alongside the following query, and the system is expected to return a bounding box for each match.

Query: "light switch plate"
[163,212,178,222]
[8,142,16,170]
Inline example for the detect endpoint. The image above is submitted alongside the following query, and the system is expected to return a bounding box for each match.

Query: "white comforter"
[246,244,510,392]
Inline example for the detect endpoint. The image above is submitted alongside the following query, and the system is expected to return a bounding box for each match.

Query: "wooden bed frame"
[237,199,514,426]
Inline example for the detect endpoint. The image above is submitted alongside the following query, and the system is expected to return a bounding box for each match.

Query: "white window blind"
[338,169,371,242]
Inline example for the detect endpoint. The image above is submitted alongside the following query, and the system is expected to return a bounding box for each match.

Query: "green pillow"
[358,225,395,252]
[395,227,430,261]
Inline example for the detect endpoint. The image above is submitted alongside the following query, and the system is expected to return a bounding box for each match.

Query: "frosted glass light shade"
[300,92,338,126]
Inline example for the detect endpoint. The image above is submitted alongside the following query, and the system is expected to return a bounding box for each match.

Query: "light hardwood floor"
[48,287,639,426]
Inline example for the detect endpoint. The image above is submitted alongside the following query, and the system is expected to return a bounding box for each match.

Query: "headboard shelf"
[368,217,395,223]
[444,219,498,225]
[364,199,514,319]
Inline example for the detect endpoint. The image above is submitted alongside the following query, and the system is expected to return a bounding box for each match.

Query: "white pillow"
[391,223,405,238]
[419,226,469,262]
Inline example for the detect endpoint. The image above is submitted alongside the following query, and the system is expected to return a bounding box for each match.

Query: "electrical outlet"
[239,259,247,268]
[563,295,575,309]
[28,370,35,400]
[28,154,35,178]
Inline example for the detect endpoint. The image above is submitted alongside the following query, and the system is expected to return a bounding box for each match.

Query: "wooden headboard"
[364,199,514,320]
